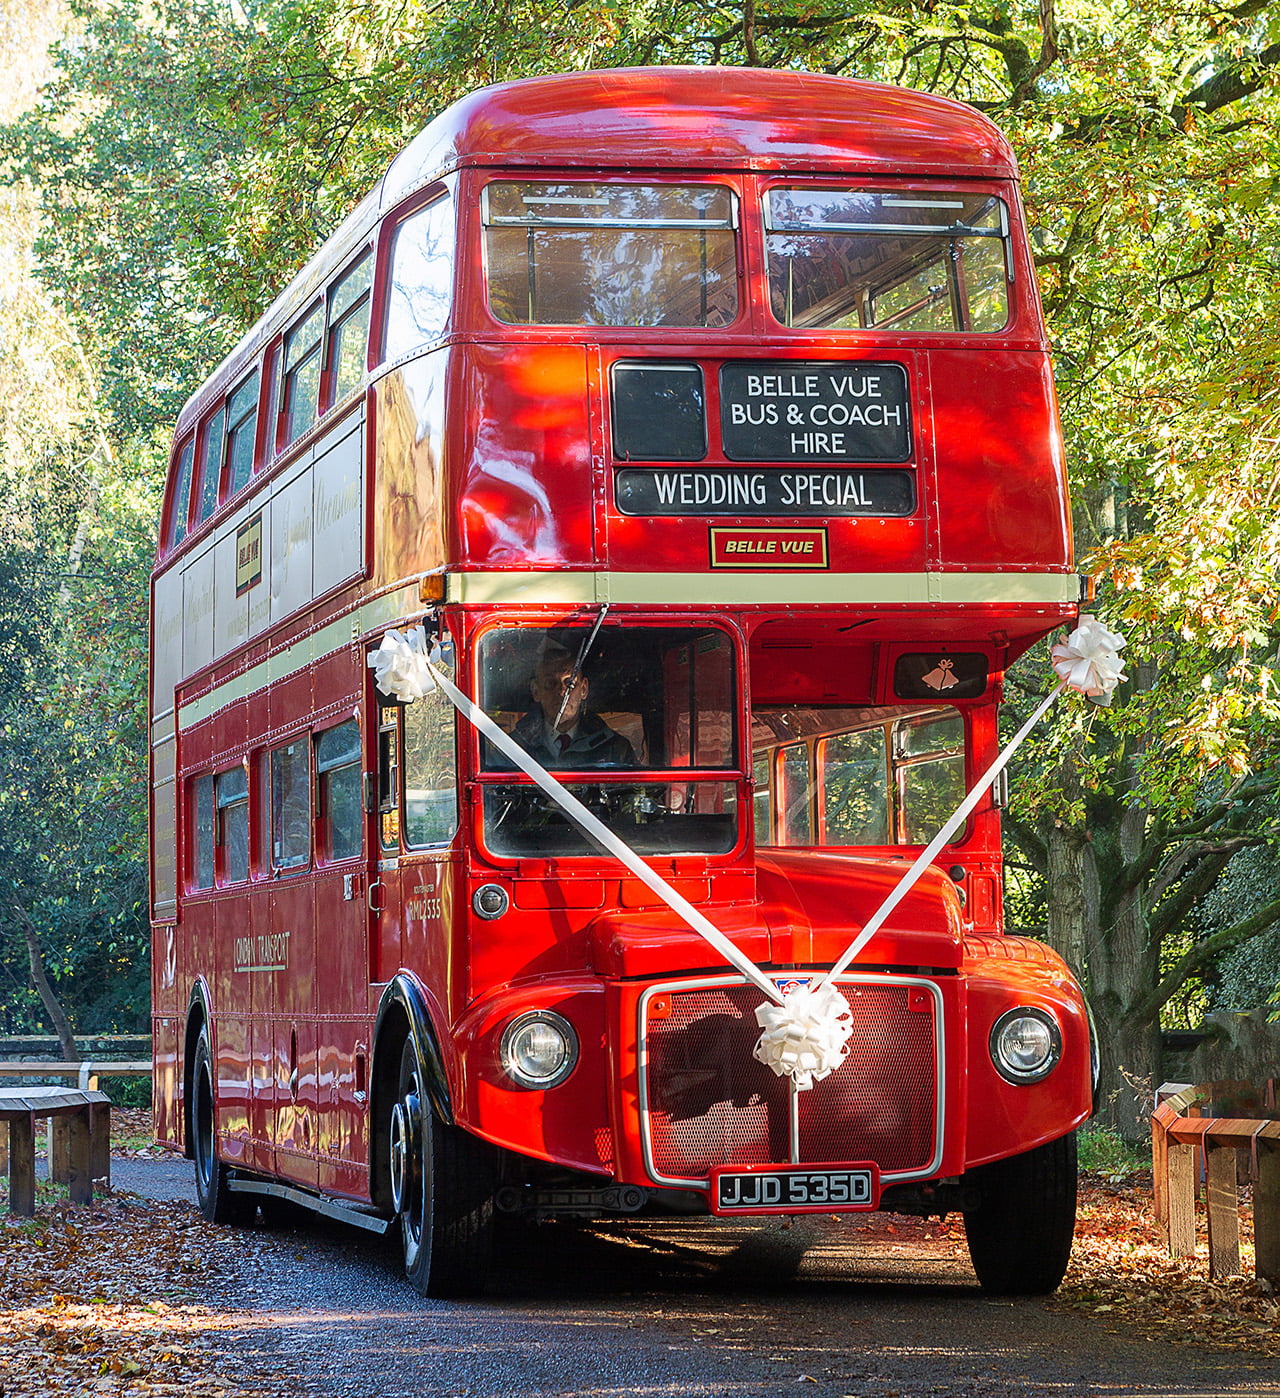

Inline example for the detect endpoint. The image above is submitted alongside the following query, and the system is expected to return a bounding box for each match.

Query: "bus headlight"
[500,1011,578,1089]
[989,1007,1061,1084]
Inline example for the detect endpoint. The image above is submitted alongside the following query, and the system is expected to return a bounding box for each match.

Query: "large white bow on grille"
[753,981,853,1089]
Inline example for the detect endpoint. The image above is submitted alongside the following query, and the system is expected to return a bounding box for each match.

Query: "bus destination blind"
[615,465,914,517]
[720,361,911,462]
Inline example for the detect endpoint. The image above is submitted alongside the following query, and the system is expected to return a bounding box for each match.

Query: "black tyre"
[962,1130,1077,1295]
[389,1038,496,1297]
[192,1028,255,1225]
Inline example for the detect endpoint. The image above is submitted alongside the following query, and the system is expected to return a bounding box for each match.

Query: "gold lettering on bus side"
[233,928,291,972]
[405,882,444,923]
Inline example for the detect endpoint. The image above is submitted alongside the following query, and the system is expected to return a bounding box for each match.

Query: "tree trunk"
[1044,802,1162,1139]
[16,904,79,1060]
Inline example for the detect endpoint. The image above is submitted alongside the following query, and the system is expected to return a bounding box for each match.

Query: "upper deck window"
[195,406,226,524]
[484,182,738,328]
[765,189,1011,334]
[225,370,259,498]
[167,438,195,549]
[282,304,323,446]
[327,252,373,408]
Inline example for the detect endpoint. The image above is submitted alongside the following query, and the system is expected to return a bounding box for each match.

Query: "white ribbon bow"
[1050,614,1127,705]
[752,981,853,1090]
[366,625,438,702]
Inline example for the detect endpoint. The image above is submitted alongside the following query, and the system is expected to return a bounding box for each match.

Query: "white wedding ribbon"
[368,613,1126,1090]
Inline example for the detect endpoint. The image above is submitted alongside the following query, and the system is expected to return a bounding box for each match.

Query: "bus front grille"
[640,977,941,1187]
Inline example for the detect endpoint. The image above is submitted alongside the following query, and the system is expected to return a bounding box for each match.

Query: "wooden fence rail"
[1152,1079,1280,1284]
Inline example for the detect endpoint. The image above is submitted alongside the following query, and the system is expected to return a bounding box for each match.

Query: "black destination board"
[720,361,911,462]
[615,466,914,517]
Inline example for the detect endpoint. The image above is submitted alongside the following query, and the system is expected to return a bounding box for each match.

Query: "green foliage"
[1077,1124,1151,1179]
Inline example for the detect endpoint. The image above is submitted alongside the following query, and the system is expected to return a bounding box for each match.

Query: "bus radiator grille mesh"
[643,981,937,1181]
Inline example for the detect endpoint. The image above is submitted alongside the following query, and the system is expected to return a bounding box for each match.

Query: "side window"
[403,683,458,848]
[270,740,310,871]
[383,194,454,363]
[778,742,813,845]
[225,370,260,499]
[196,406,226,523]
[261,343,280,462]
[317,720,362,861]
[377,704,401,850]
[217,765,250,883]
[169,438,195,549]
[327,253,372,409]
[896,713,965,844]
[752,750,772,844]
[820,728,888,844]
[282,305,323,447]
[192,774,214,889]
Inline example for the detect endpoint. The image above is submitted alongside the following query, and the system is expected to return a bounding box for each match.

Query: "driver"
[510,647,636,768]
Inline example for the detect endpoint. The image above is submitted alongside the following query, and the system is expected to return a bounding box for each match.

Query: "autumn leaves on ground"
[2,1120,1278,1397]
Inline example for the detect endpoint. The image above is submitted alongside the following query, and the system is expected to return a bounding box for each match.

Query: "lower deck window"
[217,766,249,882]
[316,721,362,861]
[270,741,310,870]
[754,706,965,848]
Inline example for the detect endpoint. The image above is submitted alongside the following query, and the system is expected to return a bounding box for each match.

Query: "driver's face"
[531,661,588,731]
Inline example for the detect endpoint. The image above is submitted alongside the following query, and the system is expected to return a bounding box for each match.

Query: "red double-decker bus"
[150,67,1093,1298]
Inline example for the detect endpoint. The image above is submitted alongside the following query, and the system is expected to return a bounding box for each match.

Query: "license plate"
[710,1164,878,1215]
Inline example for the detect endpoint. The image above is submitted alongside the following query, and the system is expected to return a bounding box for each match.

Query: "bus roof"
[382,67,1018,206]
[174,68,1018,438]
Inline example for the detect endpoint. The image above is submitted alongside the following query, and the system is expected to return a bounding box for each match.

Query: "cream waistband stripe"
[446,570,1080,606]
[174,570,1075,731]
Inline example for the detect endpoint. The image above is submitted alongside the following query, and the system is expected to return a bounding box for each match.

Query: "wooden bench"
[0,1061,150,1186]
[1152,1079,1280,1284]
[0,1086,111,1215]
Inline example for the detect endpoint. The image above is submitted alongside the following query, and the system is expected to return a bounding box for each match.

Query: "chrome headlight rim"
[472,883,510,920]
[499,1010,579,1090]
[989,1006,1062,1085]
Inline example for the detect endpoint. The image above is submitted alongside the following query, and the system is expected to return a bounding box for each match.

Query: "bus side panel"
[929,350,1072,571]
[452,344,596,569]
[372,354,448,590]
[212,891,253,1166]
[269,876,320,1189]
[151,920,182,1149]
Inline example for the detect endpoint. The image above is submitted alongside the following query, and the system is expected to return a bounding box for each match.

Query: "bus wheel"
[192,1029,254,1226]
[390,1038,495,1298]
[962,1131,1077,1295]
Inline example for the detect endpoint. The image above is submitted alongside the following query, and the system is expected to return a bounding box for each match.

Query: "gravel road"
[112,1159,1280,1397]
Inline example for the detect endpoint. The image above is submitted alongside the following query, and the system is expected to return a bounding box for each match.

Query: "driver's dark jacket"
[502,710,637,768]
